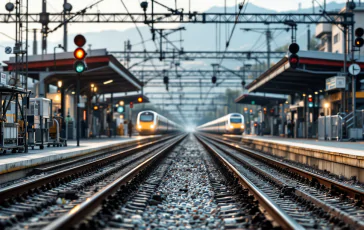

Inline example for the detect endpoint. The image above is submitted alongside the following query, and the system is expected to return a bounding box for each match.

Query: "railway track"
[0,134,186,229]
[197,133,364,229]
[43,134,282,230]
[2,133,363,229]
[0,135,174,186]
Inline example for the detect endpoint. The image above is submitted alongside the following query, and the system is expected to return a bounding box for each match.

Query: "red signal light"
[290,57,298,63]
[74,48,86,60]
[308,97,313,103]
[289,54,300,69]
[74,35,86,47]
[130,102,134,109]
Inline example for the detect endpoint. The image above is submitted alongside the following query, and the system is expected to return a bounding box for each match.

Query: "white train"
[196,113,245,134]
[136,111,182,135]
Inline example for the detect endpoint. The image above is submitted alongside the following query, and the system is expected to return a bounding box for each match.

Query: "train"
[196,113,245,134]
[136,110,182,135]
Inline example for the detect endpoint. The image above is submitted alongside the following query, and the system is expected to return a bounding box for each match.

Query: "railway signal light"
[308,95,313,108]
[163,76,169,91]
[73,35,87,73]
[355,27,364,48]
[212,76,217,84]
[241,80,246,87]
[130,102,134,109]
[288,43,300,69]
[117,106,124,113]
[355,28,364,48]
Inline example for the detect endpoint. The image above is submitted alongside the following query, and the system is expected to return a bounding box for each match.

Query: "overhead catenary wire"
[218,0,247,66]
[119,0,159,75]
[48,0,105,34]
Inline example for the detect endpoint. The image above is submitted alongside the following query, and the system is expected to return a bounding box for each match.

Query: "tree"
[275,43,289,52]
[309,35,320,51]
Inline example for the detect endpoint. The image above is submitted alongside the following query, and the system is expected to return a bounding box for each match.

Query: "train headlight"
[138,125,142,129]
[150,124,155,129]
[229,125,233,129]
[241,125,245,129]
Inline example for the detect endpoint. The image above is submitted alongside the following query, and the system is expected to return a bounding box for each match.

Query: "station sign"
[326,76,346,91]
[1,73,6,85]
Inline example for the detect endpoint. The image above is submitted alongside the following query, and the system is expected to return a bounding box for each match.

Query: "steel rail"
[195,134,304,230]
[43,134,187,230]
[31,135,177,174]
[201,133,364,201]
[199,134,364,229]
[0,135,182,203]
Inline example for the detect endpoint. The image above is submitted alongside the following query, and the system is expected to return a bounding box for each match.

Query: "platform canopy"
[4,49,143,94]
[246,51,364,94]
[235,94,287,106]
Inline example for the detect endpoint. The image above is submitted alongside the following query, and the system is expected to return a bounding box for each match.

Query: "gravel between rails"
[80,135,274,229]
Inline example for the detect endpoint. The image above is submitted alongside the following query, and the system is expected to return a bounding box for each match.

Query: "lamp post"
[54,44,65,70]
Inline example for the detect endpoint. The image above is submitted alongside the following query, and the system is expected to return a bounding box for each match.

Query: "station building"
[2,49,144,141]
[237,51,364,140]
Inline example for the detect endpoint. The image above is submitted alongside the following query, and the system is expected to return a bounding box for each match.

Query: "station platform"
[224,134,364,182]
[0,135,161,176]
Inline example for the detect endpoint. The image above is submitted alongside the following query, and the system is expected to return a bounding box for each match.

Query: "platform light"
[93,105,99,111]
[314,91,318,95]
[93,87,97,93]
[115,104,119,107]
[324,103,330,108]
[57,81,63,88]
[138,97,143,103]
[71,91,75,95]
[119,100,124,106]
[302,94,306,97]
[104,80,113,85]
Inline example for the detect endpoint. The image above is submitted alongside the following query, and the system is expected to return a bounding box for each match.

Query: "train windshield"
[230,117,242,123]
[140,114,154,122]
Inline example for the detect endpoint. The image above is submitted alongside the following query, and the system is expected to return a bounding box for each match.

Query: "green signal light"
[74,61,86,73]
[117,106,124,113]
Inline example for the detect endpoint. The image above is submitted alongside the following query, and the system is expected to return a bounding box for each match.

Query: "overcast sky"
[0,0,348,43]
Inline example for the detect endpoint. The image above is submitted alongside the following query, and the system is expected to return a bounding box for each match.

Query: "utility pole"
[63,0,68,51]
[266,25,271,68]
[41,0,47,55]
[241,27,289,69]
[307,25,311,50]
[33,29,37,55]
